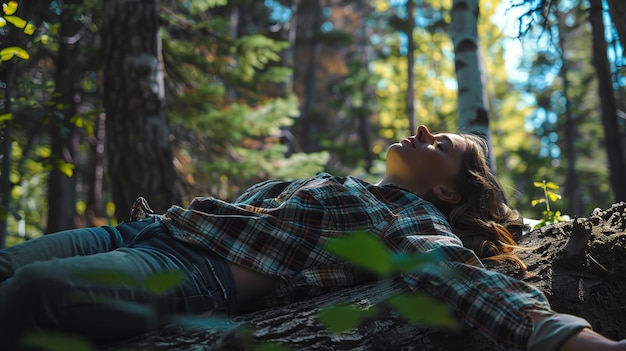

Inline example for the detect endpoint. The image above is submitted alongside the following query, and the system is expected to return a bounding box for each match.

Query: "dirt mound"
[518,202,626,341]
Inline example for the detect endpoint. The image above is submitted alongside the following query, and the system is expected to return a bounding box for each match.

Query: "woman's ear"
[432,185,461,205]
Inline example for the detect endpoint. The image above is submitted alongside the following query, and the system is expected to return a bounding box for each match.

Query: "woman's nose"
[416,125,434,143]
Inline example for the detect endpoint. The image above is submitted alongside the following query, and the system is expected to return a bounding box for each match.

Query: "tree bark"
[0,61,16,248]
[46,0,81,233]
[450,0,495,171]
[406,0,416,133]
[291,0,322,153]
[589,0,626,203]
[104,202,626,350]
[557,10,581,216]
[85,113,108,226]
[102,0,181,220]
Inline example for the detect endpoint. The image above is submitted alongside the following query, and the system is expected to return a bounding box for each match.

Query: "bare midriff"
[227,261,280,311]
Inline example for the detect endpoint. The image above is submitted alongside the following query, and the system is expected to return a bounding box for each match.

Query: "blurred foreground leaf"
[318,304,379,332]
[386,293,457,328]
[143,270,185,295]
[20,332,95,351]
[325,232,393,276]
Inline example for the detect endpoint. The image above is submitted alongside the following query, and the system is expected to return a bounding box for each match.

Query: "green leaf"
[24,21,36,35]
[386,293,457,328]
[318,304,378,333]
[20,332,95,351]
[71,116,84,127]
[0,113,12,122]
[390,251,439,274]
[143,270,185,295]
[57,161,74,177]
[78,270,139,286]
[4,15,26,29]
[533,219,548,229]
[0,46,29,61]
[3,1,18,15]
[104,299,155,319]
[188,0,228,13]
[325,232,393,276]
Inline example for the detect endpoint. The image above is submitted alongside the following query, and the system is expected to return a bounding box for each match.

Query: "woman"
[0,125,622,350]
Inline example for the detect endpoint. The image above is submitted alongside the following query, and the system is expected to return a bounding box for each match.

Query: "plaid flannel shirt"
[163,173,551,351]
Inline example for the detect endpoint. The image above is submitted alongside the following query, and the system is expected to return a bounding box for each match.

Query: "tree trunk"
[450,0,495,171]
[46,0,81,233]
[406,0,416,133]
[0,61,16,248]
[0,106,9,248]
[102,0,181,221]
[589,0,626,202]
[557,11,581,216]
[104,202,626,350]
[85,113,108,226]
[291,0,322,153]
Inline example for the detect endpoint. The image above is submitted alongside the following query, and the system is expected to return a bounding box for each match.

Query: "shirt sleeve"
[383,213,552,351]
[527,314,591,351]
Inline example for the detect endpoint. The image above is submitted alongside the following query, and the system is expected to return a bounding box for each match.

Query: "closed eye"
[436,141,444,151]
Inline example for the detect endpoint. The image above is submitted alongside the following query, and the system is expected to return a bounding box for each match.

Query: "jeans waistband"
[202,251,239,315]
[127,220,239,316]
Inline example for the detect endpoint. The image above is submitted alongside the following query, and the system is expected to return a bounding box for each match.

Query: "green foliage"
[20,268,239,351]
[6,143,49,245]
[318,304,379,333]
[143,270,186,295]
[325,231,440,276]
[20,332,95,351]
[509,2,614,217]
[324,59,382,172]
[186,0,228,13]
[0,1,35,62]
[371,2,458,143]
[79,269,185,296]
[320,232,457,333]
[531,180,566,229]
[233,35,289,83]
[385,293,456,326]
[161,4,328,201]
[0,0,105,243]
[325,231,396,276]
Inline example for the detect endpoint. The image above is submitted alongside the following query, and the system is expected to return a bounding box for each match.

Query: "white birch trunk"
[450,0,495,169]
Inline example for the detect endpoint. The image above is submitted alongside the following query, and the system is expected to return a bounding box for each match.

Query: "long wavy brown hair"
[438,133,526,269]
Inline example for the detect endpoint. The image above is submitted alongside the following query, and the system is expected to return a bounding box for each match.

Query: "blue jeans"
[0,217,238,348]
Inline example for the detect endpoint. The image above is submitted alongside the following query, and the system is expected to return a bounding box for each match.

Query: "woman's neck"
[376,176,427,197]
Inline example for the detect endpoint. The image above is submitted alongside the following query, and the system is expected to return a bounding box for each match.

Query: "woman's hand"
[561,328,626,351]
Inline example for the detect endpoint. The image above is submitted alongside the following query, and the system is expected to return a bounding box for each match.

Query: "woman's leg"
[0,222,233,349]
[0,218,158,282]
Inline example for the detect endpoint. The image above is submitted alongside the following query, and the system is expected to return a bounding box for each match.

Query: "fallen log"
[103,202,626,350]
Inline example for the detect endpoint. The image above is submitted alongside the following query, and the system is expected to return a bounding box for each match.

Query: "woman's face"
[385,125,467,192]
